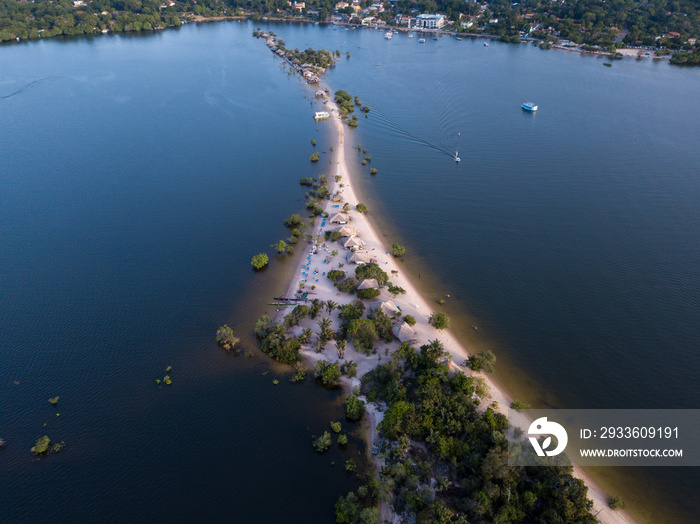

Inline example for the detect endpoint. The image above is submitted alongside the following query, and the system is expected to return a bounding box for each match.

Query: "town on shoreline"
[1,0,699,64]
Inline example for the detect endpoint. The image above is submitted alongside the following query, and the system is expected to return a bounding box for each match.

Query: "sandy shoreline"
[274,88,635,524]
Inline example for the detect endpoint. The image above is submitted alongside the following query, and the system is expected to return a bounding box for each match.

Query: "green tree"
[251,253,269,270]
[357,288,380,300]
[314,360,342,386]
[216,325,239,350]
[429,311,450,330]
[272,240,287,253]
[347,318,379,352]
[392,243,405,257]
[32,436,51,455]
[313,431,332,452]
[335,492,361,523]
[284,214,302,227]
[609,495,625,510]
[310,152,320,162]
[356,203,368,213]
[345,394,365,420]
[468,350,496,373]
[355,263,388,284]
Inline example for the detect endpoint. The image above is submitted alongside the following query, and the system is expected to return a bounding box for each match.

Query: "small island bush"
[338,434,348,445]
[290,361,307,383]
[216,325,239,351]
[345,394,365,421]
[330,421,342,433]
[609,495,625,510]
[429,311,450,330]
[313,431,332,453]
[467,350,496,373]
[284,214,302,227]
[48,396,59,406]
[511,400,531,410]
[310,152,320,162]
[355,203,368,213]
[370,168,377,175]
[403,315,416,326]
[392,243,405,257]
[32,436,51,455]
[271,240,287,253]
[251,253,269,270]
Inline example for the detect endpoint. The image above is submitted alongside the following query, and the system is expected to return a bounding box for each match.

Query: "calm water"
[0,23,362,523]
[2,21,700,523]
[301,27,700,523]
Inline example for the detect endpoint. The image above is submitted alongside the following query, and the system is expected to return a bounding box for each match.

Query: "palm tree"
[326,300,338,314]
[318,316,332,332]
[336,339,347,359]
[309,298,321,319]
[436,476,452,493]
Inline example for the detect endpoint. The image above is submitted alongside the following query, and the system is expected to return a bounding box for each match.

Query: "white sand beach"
[275,90,635,524]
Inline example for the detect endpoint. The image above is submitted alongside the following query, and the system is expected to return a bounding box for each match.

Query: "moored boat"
[522,102,538,112]
[384,31,392,40]
[314,111,330,120]
[418,38,426,43]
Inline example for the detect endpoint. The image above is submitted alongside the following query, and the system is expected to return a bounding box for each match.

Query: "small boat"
[384,31,392,40]
[432,37,438,41]
[314,111,330,120]
[418,38,426,43]
[455,151,460,163]
[522,102,538,112]
[456,37,462,41]
[484,42,489,47]
[408,33,414,38]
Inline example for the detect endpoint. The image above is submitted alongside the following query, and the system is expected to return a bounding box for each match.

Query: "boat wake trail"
[370,106,458,159]
[0,78,51,100]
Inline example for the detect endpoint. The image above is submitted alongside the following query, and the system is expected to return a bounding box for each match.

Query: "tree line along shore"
[1,0,698,64]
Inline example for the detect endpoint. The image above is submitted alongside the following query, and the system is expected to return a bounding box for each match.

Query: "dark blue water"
[2,21,700,523]
[255,25,700,522]
[0,23,363,523]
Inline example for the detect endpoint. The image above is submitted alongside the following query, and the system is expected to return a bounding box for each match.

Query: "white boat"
[418,38,426,43]
[384,32,392,39]
[314,111,331,120]
[455,151,460,163]
[484,42,489,47]
[408,33,414,38]
[521,102,538,112]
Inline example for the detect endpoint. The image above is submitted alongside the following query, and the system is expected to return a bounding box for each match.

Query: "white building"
[410,14,446,29]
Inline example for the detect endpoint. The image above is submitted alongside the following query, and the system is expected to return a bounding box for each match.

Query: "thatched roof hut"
[393,322,416,342]
[357,278,379,290]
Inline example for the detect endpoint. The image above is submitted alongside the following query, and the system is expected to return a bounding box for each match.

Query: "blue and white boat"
[522,102,538,112]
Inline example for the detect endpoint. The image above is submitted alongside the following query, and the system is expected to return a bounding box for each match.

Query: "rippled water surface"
[2,21,700,523]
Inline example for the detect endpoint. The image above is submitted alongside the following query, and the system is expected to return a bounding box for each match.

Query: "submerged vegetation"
[251,253,269,270]
[216,325,239,351]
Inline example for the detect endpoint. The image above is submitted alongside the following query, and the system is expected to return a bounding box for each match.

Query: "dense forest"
[333,340,597,523]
